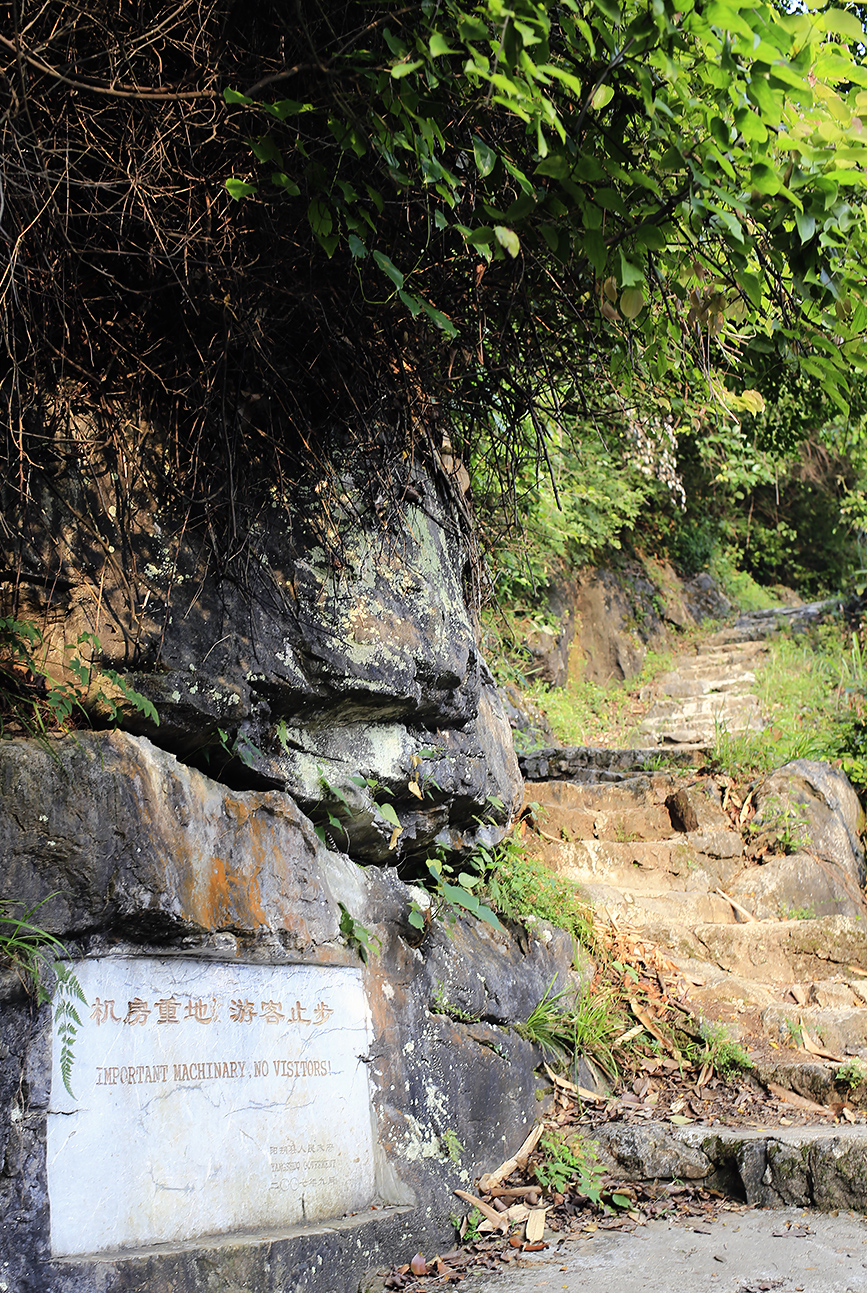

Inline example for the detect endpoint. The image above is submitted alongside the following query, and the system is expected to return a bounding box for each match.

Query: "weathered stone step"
[580,881,737,929]
[762,1002,867,1054]
[639,694,763,743]
[591,1121,867,1210]
[642,670,757,699]
[519,744,707,783]
[527,775,733,835]
[687,917,867,984]
[538,835,744,898]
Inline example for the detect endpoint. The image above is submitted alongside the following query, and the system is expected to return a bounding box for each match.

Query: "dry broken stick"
[715,888,757,923]
[478,1124,544,1194]
[453,1190,509,1233]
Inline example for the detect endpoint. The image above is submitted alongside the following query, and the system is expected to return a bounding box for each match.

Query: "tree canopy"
[226,0,867,437]
[3,0,867,559]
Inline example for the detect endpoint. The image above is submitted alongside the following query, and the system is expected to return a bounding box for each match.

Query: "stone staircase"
[519,602,867,1132]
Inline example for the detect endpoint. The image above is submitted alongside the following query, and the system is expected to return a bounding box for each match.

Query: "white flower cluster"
[626,416,686,509]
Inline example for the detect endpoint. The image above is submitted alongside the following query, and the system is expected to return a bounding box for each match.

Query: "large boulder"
[3,450,522,860]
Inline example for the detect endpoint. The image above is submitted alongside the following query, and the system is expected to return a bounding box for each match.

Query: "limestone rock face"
[0,729,578,1293]
[6,456,522,859]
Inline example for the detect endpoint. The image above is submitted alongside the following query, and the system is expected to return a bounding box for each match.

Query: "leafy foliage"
[409,850,504,934]
[54,962,87,1100]
[534,1132,603,1201]
[338,904,382,963]
[0,898,87,1099]
[228,0,867,452]
[0,618,158,751]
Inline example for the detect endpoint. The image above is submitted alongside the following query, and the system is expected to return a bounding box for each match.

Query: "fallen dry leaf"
[525,1209,547,1243]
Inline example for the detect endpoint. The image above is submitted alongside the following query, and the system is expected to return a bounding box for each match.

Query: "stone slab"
[48,957,375,1257]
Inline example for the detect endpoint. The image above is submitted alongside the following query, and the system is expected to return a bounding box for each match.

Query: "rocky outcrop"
[514,555,733,692]
[0,436,538,1291]
[3,449,522,861]
[0,729,580,1293]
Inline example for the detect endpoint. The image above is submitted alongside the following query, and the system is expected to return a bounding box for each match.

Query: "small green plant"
[453,1207,484,1245]
[0,617,158,752]
[686,1020,754,1080]
[534,1132,603,1202]
[431,983,481,1023]
[485,834,596,953]
[752,795,811,855]
[518,978,574,1059]
[836,1058,867,1090]
[54,962,87,1099]
[518,978,628,1077]
[778,902,817,921]
[441,1128,464,1163]
[408,850,503,935]
[783,1017,805,1049]
[338,903,381,964]
[210,726,264,771]
[0,897,87,1097]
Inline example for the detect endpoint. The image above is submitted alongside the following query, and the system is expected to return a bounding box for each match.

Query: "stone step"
[761,1003,867,1055]
[642,670,757,699]
[591,1121,867,1210]
[538,835,745,898]
[639,694,762,740]
[687,916,867,984]
[519,744,707,782]
[581,881,738,929]
[528,775,734,836]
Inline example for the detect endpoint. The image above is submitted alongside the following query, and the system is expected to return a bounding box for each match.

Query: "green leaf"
[535,153,570,179]
[737,271,763,309]
[495,226,521,257]
[249,135,282,165]
[418,298,458,338]
[584,228,606,275]
[795,210,816,243]
[473,136,497,178]
[619,287,645,319]
[264,99,313,120]
[818,9,865,42]
[592,0,621,24]
[750,162,779,195]
[391,59,424,78]
[307,197,333,239]
[223,87,254,106]
[477,903,503,931]
[443,883,480,913]
[429,31,457,57]
[372,250,405,289]
[397,289,421,316]
[591,84,615,111]
[618,251,644,288]
[376,801,401,827]
[225,178,257,200]
[348,233,367,258]
[271,172,300,196]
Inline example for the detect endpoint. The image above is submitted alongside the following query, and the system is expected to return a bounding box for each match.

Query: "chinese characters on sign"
[90,995,336,1028]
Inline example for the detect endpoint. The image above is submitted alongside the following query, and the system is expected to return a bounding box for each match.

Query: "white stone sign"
[47,957,376,1256]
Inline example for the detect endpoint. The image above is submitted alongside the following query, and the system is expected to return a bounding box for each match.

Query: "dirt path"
[516,601,867,1200]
